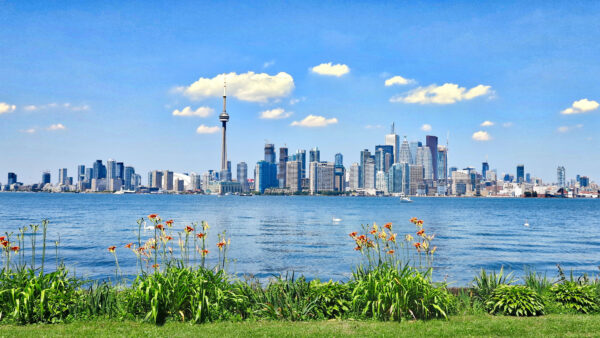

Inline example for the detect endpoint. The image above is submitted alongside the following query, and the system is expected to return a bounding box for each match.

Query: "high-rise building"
[516,164,525,184]
[426,135,438,180]
[309,161,334,194]
[375,171,387,192]
[409,141,421,165]
[162,170,174,191]
[124,166,135,190]
[297,149,306,179]
[385,123,400,164]
[437,146,448,181]
[482,161,489,180]
[278,147,288,188]
[8,172,17,185]
[363,158,376,189]
[580,176,590,187]
[237,162,248,192]
[286,160,302,192]
[93,160,106,179]
[348,163,360,191]
[58,168,68,185]
[115,162,124,179]
[375,145,394,173]
[359,149,372,188]
[255,160,277,193]
[334,165,345,192]
[399,137,411,164]
[416,147,433,180]
[388,163,409,194]
[334,153,343,168]
[220,80,230,181]
[264,144,276,164]
[85,168,93,182]
[106,159,116,180]
[151,170,163,189]
[77,165,85,182]
[409,164,424,195]
[557,166,566,187]
[42,171,51,185]
[309,147,320,163]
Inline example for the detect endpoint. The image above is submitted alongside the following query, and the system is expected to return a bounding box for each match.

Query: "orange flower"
[357,235,367,241]
[414,242,421,248]
[388,234,397,242]
[0,236,5,241]
[125,243,133,249]
[108,246,116,253]
[384,222,392,230]
[387,250,395,254]
[1,240,8,247]
[354,246,362,251]
[10,246,20,252]
[165,236,173,241]
[416,229,425,236]
[217,240,226,249]
[196,233,205,239]
[148,214,158,219]
[349,231,358,238]
[155,224,164,231]
[369,229,377,235]
[416,220,424,226]
[152,264,159,269]
[165,219,174,226]
[201,249,209,256]
[185,226,194,234]
[410,217,418,224]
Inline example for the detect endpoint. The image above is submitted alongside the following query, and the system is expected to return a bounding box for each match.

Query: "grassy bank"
[3,314,600,337]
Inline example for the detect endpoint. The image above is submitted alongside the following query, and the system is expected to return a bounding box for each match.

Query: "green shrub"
[551,282,598,314]
[486,285,544,316]
[472,267,516,302]
[309,280,351,319]
[351,264,455,321]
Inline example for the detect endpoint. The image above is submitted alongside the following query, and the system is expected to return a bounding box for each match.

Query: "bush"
[551,282,598,314]
[486,285,544,316]
[351,264,455,321]
[472,267,516,302]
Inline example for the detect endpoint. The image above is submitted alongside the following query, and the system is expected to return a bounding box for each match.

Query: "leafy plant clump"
[472,267,517,302]
[486,285,545,317]
[551,282,599,314]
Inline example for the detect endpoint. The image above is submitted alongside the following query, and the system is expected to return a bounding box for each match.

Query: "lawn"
[2,314,600,337]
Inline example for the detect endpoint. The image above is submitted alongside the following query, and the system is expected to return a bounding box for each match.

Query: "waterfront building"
[237,162,249,192]
[108,178,122,192]
[516,164,525,184]
[92,160,106,179]
[334,153,343,168]
[359,149,372,188]
[151,170,163,189]
[106,159,116,180]
[286,160,302,192]
[388,163,409,194]
[426,135,438,180]
[116,162,124,179]
[42,171,51,185]
[482,161,489,180]
[77,165,85,183]
[375,145,394,173]
[124,166,135,190]
[408,164,424,195]
[264,143,276,164]
[255,160,277,193]
[162,170,174,191]
[385,123,400,164]
[8,172,17,185]
[399,137,411,164]
[580,176,590,187]
[278,147,288,188]
[309,147,320,163]
[348,163,360,191]
[452,170,472,196]
[85,168,93,182]
[175,179,185,192]
[91,178,107,192]
[297,149,307,178]
[334,165,345,192]
[416,146,434,181]
[557,166,566,187]
[409,141,421,165]
[437,145,448,181]
[363,157,376,189]
[487,170,497,182]
[309,161,335,194]
[376,170,387,193]
[58,168,68,185]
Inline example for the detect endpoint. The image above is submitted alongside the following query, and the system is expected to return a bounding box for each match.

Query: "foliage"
[351,264,455,321]
[472,267,517,302]
[551,282,599,314]
[486,285,545,316]
[523,269,552,295]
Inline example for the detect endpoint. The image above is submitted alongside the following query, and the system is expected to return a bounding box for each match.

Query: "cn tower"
[219,79,229,178]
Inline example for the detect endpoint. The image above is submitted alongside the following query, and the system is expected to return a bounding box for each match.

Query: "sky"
[1,1,599,184]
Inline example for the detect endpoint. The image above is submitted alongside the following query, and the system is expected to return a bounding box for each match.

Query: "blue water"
[1,193,599,285]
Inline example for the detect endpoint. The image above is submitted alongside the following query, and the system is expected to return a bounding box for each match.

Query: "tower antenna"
[391,122,395,134]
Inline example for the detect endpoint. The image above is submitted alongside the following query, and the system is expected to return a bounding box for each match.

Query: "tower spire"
[391,122,395,134]
[219,76,230,176]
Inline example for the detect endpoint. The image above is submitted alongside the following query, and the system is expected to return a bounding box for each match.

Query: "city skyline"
[1,1,599,183]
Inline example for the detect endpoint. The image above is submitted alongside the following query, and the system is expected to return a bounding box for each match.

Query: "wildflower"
[201,249,209,256]
[416,229,425,236]
[185,226,194,234]
[1,240,8,247]
[426,234,435,241]
[384,222,392,230]
[10,246,20,252]
[369,229,377,235]
[196,233,205,239]
[165,236,173,241]
[152,264,159,269]
[217,239,226,249]
[378,230,387,239]
[125,243,133,249]
[387,250,395,254]
[373,223,379,232]
[354,246,362,251]
[165,219,174,227]
[414,242,421,249]
[349,231,358,238]
[416,220,424,227]
[0,236,5,241]
[108,246,116,253]
[422,241,429,251]
[405,234,413,242]
[357,235,367,242]
[202,221,210,231]
[148,214,158,220]
[155,224,164,231]
[431,246,437,254]
[366,240,375,248]
[410,217,418,224]
[388,233,397,243]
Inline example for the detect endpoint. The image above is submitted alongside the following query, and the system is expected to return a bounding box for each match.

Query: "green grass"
[2,314,600,337]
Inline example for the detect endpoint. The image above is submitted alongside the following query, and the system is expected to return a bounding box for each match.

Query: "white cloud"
[384,75,415,86]
[196,124,220,134]
[560,98,599,115]
[263,60,275,68]
[502,122,513,127]
[421,124,432,131]
[47,123,66,131]
[20,128,37,134]
[481,120,494,127]
[291,115,338,127]
[472,131,491,141]
[557,124,583,133]
[390,83,493,104]
[259,108,292,119]
[289,97,305,105]
[179,71,294,103]
[172,106,213,117]
[310,62,350,77]
[0,102,16,114]
[21,103,90,112]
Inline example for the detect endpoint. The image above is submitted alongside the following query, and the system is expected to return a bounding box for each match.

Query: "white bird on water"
[332,217,342,223]
[524,220,530,227]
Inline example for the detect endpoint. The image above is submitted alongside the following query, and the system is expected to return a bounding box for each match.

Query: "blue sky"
[1,1,599,183]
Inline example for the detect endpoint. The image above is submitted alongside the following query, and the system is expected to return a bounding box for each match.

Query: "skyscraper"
[409,141,421,164]
[363,157,376,189]
[264,144,276,164]
[116,162,124,179]
[359,149,372,188]
[286,160,302,192]
[106,159,116,180]
[220,80,230,181]
[516,164,525,184]
[385,123,400,164]
[8,172,17,185]
[309,161,334,194]
[416,146,433,180]
[297,149,306,179]
[375,145,393,173]
[163,170,174,191]
[334,165,345,192]
[58,168,68,185]
[426,135,438,180]
[334,153,343,168]
[124,166,135,190]
[77,165,85,183]
[309,147,320,163]
[151,170,163,189]
[42,171,51,185]
[93,160,106,179]
[437,146,448,181]
[399,137,411,164]
[348,163,360,190]
[255,160,277,193]
[237,162,248,192]
[278,147,288,188]
[482,161,489,180]
[557,166,566,187]
[388,163,409,194]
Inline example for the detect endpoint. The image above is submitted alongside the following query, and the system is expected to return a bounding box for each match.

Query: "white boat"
[332,217,342,222]
[400,197,413,203]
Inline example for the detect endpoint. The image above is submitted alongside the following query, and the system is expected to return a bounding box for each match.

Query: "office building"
[58,168,68,185]
[334,165,345,192]
[255,160,277,193]
[426,135,438,180]
[297,149,306,178]
[409,164,424,195]
[482,161,489,180]
[359,149,372,188]
[437,146,448,181]
[286,160,302,192]
[516,164,525,184]
[399,137,411,164]
[309,161,334,194]
[416,146,433,181]
[77,165,85,182]
[348,163,360,191]
[388,163,409,194]
[124,166,135,190]
[376,171,388,193]
[363,157,376,189]
[385,123,400,163]
[151,170,163,189]
[264,144,276,164]
[162,170,174,191]
[278,147,288,188]
[334,153,343,167]
[409,141,421,164]
[557,166,566,187]
[42,171,51,185]
[375,145,394,172]
[309,147,320,163]
[8,172,17,185]
[237,162,248,192]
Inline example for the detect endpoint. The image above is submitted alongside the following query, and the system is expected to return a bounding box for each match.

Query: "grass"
[2,314,600,337]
